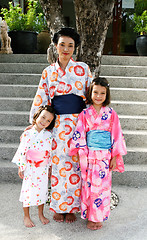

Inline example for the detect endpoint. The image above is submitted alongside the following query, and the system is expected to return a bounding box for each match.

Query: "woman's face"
[56,36,75,61]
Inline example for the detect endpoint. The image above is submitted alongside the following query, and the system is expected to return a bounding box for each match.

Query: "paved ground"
[0,183,147,240]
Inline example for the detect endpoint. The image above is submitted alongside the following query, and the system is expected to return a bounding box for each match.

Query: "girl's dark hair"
[86,77,110,106]
[32,105,56,130]
[53,27,81,48]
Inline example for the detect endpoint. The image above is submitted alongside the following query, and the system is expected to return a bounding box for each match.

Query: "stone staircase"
[0,54,147,187]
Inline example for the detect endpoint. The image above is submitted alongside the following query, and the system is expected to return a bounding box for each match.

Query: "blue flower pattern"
[94,198,102,208]
[83,209,87,218]
[73,131,81,141]
[87,181,91,187]
[99,170,105,179]
[101,112,108,120]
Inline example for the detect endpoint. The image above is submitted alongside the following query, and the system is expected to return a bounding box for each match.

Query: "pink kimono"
[69,105,127,222]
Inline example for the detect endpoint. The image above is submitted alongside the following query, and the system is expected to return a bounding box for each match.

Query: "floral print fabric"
[29,58,93,213]
[69,105,127,222]
[12,127,52,207]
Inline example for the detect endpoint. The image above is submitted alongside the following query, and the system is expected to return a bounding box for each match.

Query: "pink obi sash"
[26,149,49,168]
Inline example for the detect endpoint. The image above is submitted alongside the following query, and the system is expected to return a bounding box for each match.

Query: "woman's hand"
[109,156,117,171]
[18,167,24,179]
[48,166,52,179]
[24,125,33,131]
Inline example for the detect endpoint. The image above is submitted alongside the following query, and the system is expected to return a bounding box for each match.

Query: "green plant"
[1,0,47,33]
[133,10,147,35]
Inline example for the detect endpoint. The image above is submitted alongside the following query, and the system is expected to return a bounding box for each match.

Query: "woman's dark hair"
[53,27,81,48]
[32,105,56,130]
[86,77,111,106]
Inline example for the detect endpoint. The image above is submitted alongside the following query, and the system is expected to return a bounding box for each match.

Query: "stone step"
[1,85,147,102]
[111,88,147,102]
[0,54,146,187]
[123,147,147,165]
[0,111,30,126]
[0,63,48,74]
[0,85,37,98]
[0,111,147,130]
[123,130,147,148]
[0,143,146,165]
[101,76,147,89]
[0,159,146,187]
[0,160,20,183]
[118,115,147,130]
[1,74,147,89]
[100,65,147,77]
[0,143,18,161]
[102,55,147,66]
[0,54,48,63]
[0,73,41,85]
[0,54,147,66]
[0,97,33,111]
[0,126,146,148]
[0,63,147,77]
[0,97,147,115]
[110,101,147,116]
[112,164,147,187]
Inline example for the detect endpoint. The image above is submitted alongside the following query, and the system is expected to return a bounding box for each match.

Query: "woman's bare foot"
[24,216,35,228]
[65,213,77,223]
[87,221,102,230]
[39,214,50,225]
[53,213,64,222]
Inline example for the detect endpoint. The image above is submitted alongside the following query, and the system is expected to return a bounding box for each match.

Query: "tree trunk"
[74,0,115,76]
[39,0,66,63]
[39,0,115,75]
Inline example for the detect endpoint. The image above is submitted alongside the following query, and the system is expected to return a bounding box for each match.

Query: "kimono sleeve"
[12,131,28,172]
[29,68,50,124]
[111,110,127,172]
[45,131,52,168]
[69,110,88,156]
[69,110,88,181]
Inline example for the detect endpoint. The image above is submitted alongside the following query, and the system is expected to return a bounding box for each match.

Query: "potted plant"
[35,1,51,54]
[133,10,147,56]
[1,0,46,53]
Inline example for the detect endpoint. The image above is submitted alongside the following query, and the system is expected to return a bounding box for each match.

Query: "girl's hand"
[18,168,24,179]
[109,156,117,171]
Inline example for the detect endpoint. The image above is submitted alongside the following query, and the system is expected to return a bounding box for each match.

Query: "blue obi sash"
[86,130,111,150]
[51,94,86,115]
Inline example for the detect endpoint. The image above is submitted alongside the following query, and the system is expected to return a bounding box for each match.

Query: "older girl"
[69,77,127,230]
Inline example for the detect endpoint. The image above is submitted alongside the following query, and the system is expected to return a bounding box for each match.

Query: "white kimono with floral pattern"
[30,58,93,213]
[12,127,52,207]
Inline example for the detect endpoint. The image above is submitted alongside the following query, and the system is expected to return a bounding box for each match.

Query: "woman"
[30,27,93,223]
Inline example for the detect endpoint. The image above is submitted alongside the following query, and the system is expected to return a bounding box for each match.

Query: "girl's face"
[56,36,75,61]
[35,110,54,132]
[91,84,107,108]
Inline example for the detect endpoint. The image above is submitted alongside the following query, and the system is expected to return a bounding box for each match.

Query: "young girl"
[12,105,56,228]
[69,77,127,230]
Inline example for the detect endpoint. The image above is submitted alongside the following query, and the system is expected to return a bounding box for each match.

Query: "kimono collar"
[31,126,46,136]
[89,105,112,121]
[55,58,75,77]
[90,105,106,118]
